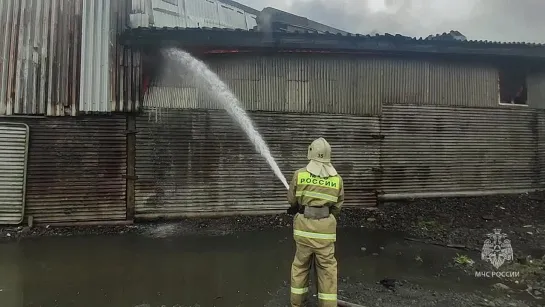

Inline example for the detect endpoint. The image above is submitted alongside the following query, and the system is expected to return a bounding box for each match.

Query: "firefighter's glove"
[286,206,299,215]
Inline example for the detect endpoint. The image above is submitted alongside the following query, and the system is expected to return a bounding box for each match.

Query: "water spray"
[161,48,370,307]
[161,48,290,190]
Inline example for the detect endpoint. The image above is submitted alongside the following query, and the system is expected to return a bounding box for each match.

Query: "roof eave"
[120,28,545,60]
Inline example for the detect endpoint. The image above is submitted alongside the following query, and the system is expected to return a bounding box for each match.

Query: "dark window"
[499,67,527,105]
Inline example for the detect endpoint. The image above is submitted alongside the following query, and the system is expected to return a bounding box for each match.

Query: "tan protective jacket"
[287,168,344,217]
[287,168,344,250]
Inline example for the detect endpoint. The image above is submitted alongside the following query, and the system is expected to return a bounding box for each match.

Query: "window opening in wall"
[499,66,527,105]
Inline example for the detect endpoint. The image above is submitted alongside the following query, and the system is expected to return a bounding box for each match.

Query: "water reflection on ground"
[0,227,509,307]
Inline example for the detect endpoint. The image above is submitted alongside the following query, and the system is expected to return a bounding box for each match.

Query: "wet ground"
[1,193,545,306]
[0,227,540,307]
[3,193,545,252]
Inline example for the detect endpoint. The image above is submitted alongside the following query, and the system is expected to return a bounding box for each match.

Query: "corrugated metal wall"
[186,0,223,27]
[147,0,187,28]
[79,0,110,112]
[380,104,542,197]
[128,0,257,30]
[2,116,128,223]
[145,54,504,115]
[0,122,29,225]
[528,72,545,109]
[146,55,382,115]
[134,108,379,219]
[539,110,545,186]
[380,59,430,105]
[0,0,140,116]
[429,61,499,108]
[217,2,251,29]
[79,0,141,113]
[0,0,83,116]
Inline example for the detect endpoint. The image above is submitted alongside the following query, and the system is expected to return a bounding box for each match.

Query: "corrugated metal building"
[1,0,545,224]
[119,28,545,220]
[0,0,288,225]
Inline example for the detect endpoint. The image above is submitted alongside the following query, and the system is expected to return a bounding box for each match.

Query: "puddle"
[0,228,534,306]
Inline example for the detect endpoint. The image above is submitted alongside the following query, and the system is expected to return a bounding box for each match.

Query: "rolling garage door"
[22,117,128,223]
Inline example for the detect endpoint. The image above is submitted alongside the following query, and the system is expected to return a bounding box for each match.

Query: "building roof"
[256,7,350,35]
[119,27,545,60]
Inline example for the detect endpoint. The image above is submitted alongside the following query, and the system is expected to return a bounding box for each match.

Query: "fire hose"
[337,299,366,307]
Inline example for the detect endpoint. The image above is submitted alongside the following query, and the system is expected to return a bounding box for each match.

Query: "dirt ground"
[2,192,544,250]
[263,279,535,307]
[1,192,545,306]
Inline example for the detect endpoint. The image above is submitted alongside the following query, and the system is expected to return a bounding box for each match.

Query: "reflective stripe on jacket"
[287,168,345,248]
[288,169,344,217]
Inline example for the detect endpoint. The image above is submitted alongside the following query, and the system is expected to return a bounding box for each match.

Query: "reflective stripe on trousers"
[318,293,337,301]
[290,287,309,295]
[294,229,336,241]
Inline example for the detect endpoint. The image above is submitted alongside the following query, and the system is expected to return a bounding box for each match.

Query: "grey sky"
[237,0,545,43]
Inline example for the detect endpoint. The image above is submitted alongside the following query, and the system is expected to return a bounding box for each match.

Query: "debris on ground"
[453,253,475,267]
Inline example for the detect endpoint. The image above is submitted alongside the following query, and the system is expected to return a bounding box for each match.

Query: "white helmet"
[306,137,337,177]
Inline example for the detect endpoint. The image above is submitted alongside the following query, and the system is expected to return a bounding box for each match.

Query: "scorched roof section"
[119,27,545,59]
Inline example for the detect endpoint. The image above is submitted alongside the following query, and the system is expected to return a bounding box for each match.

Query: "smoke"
[238,0,545,43]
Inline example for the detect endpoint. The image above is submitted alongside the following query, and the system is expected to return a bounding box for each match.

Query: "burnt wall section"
[528,72,545,109]
[135,108,379,219]
[380,104,542,198]
[1,116,127,223]
[145,54,502,115]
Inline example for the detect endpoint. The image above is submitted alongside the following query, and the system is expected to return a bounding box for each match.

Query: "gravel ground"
[263,279,535,307]
[371,192,545,254]
[2,192,544,251]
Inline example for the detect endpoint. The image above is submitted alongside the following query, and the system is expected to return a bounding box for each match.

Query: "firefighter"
[286,137,344,307]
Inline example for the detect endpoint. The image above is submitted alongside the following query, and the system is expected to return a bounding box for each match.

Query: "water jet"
[160,48,289,190]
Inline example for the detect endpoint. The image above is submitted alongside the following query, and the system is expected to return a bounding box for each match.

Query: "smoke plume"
[239,0,545,43]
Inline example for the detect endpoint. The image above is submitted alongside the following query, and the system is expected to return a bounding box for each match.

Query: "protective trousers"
[290,213,337,307]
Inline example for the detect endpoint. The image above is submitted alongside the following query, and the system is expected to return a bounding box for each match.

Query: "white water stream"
[162,48,289,190]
